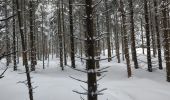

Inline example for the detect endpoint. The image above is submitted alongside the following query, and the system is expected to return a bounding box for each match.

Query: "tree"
[105,0,112,62]
[58,1,64,70]
[85,0,97,99]
[69,0,76,68]
[16,0,34,99]
[13,0,17,71]
[5,0,11,66]
[154,0,163,69]
[29,0,36,71]
[144,0,152,72]
[120,0,132,78]
[161,0,170,82]
[128,0,138,69]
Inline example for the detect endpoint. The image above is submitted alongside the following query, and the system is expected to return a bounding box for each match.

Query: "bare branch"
[0,67,8,79]
[69,76,87,84]
[0,14,17,22]
[73,90,88,95]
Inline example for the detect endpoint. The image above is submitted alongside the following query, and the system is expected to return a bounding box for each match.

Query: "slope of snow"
[0,52,170,100]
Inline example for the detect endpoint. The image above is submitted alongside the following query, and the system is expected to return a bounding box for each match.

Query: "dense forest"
[0,0,170,100]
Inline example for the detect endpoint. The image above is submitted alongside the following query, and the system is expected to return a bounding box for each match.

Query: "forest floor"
[0,48,170,100]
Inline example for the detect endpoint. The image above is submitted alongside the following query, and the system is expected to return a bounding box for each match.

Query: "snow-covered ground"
[0,49,170,100]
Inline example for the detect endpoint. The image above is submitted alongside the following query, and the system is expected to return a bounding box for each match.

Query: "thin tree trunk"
[29,1,35,71]
[120,0,132,78]
[5,0,11,66]
[13,0,17,71]
[154,0,163,69]
[69,0,76,68]
[144,0,152,72]
[114,12,120,63]
[105,0,112,62]
[141,18,145,55]
[16,0,33,99]
[149,1,156,58]
[41,5,45,69]
[58,1,64,70]
[128,0,138,69]
[62,0,67,66]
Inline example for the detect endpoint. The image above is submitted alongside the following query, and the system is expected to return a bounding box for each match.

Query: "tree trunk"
[16,0,33,99]
[162,0,170,82]
[120,0,132,78]
[154,0,163,69]
[149,1,156,58]
[128,0,138,69]
[105,0,112,62]
[58,1,64,70]
[13,0,17,71]
[29,1,36,71]
[69,0,76,68]
[5,0,11,66]
[144,0,152,72]
[85,0,97,99]
[62,0,67,66]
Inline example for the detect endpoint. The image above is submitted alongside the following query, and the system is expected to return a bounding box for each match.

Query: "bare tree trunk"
[69,0,76,68]
[5,0,11,66]
[13,0,17,71]
[58,1,64,70]
[114,12,120,63]
[162,0,170,82]
[141,18,145,55]
[16,0,33,99]
[41,5,45,69]
[154,0,163,69]
[105,0,112,62]
[128,0,138,69]
[62,0,67,66]
[120,0,132,78]
[85,0,97,99]
[29,1,36,71]
[149,1,156,58]
[144,0,152,72]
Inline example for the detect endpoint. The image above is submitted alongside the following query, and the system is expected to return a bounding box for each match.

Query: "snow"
[0,49,170,100]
